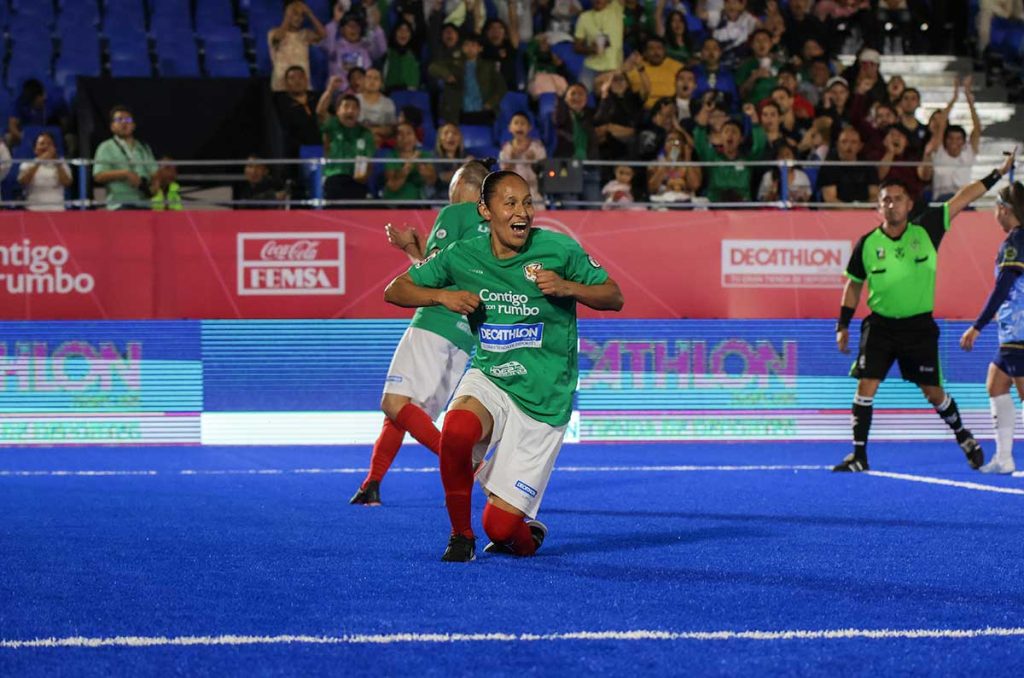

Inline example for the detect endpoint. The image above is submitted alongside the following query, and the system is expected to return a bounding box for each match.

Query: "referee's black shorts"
[850,312,941,386]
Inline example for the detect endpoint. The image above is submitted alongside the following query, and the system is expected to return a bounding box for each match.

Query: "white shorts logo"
[489,361,528,377]
[238,232,344,296]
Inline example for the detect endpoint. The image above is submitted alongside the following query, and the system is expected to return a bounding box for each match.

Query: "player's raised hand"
[385,222,418,251]
[534,269,573,297]
[836,327,850,353]
[960,326,980,351]
[439,290,480,314]
[1000,146,1018,176]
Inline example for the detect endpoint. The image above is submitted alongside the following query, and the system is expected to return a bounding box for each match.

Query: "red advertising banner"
[0,209,1006,320]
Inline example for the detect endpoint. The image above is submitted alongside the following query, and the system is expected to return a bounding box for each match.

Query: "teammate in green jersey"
[384,171,624,562]
[833,149,1017,472]
[349,159,492,506]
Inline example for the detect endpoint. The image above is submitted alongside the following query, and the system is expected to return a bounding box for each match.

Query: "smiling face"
[479,174,534,256]
[439,123,463,155]
[565,84,588,112]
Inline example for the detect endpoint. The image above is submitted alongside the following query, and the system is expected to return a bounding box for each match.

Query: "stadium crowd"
[0,0,995,210]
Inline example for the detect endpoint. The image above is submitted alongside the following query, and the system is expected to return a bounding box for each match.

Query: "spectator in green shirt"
[736,29,782,105]
[93,105,157,210]
[382,121,437,203]
[692,97,767,203]
[383,21,421,92]
[318,92,377,202]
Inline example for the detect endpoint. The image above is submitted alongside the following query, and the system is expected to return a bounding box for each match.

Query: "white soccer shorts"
[453,368,568,519]
[383,326,471,420]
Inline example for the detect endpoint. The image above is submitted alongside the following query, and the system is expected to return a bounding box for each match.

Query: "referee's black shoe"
[349,480,381,506]
[441,533,476,562]
[958,434,985,470]
[832,453,869,472]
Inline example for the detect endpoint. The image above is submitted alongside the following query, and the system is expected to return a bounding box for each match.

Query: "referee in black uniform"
[834,148,1017,472]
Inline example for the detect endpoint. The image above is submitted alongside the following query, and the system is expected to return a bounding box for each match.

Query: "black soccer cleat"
[958,436,985,470]
[483,519,548,556]
[349,480,381,506]
[832,453,869,473]
[441,533,476,562]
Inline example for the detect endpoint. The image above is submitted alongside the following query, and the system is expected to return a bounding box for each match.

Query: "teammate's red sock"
[395,403,441,455]
[440,410,481,539]
[482,503,537,556]
[364,418,406,486]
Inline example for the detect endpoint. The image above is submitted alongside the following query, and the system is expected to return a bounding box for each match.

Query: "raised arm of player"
[533,270,624,311]
[947,146,1017,220]
[384,272,481,314]
[385,223,427,262]
[836,278,864,353]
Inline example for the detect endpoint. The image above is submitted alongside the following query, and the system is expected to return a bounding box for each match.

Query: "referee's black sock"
[935,395,970,441]
[852,395,873,461]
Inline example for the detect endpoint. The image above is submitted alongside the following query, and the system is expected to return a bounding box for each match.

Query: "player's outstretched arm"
[534,270,624,311]
[947,147,1017,220]
[384,273,481,314]
[836,278,864,354]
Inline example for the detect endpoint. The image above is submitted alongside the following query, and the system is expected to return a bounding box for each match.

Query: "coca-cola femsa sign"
[236,232,345,296]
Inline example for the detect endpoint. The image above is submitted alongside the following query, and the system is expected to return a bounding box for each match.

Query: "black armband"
[981,170,1002,190]
[836,306,855,331]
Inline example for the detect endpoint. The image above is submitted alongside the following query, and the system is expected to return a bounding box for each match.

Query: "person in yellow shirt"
[572,0,624,92]
[625,35,684,109]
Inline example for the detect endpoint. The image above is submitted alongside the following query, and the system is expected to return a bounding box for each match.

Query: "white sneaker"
[980,458,1016,475]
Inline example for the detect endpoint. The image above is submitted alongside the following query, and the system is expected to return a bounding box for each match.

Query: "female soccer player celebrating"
[960,179,1024,474]
[384,171,624,561]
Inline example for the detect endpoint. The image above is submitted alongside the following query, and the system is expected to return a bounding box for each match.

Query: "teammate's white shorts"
[383,327,470,420]
[453,368,567,519]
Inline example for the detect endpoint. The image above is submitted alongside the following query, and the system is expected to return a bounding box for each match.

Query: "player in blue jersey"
[960,179,1024,474]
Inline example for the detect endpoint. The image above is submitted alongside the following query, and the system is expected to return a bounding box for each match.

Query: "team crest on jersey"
[894,246,905,259]
[523,261,544,281]
[1006,246,1018,262]
[876,248,885,260]
[588,254,602,268]
[910,238,921,252]
[435,228,447,240]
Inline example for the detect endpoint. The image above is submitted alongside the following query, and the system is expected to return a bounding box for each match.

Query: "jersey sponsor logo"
[721,239,850,289]
[489,360,528,377]
[515,480,538,497]
[385,375,404,383]
[588,254,602,268]
[523,261,544,282]
[876,247,886,260]
[479,323,544,352]
[477,224,490,234]
[435,228,448,240]
[479,288,540,316]
[237,232,344,296]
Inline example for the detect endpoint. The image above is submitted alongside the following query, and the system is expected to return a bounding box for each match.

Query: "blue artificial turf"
[1,442,1023,676]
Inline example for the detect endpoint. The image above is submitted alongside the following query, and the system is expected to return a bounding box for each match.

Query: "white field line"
[865,470,1024,496]
[4,626,1024,649]
[0,465,830,478]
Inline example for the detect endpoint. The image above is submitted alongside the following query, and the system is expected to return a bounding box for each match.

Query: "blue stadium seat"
[155,33,200,76]
[299,143,324,197]
[194,0,235,33]
[494,91,530,139]
[10,2,55,23]
[206,58,251,78]
[201,27,245,61]
[103,0,146,32]
[149,0,193,35]
[550,42,584,82]
[308,42,328,90]
[110,55,153,77]
[390,90,435,147]
[459,124,496,152]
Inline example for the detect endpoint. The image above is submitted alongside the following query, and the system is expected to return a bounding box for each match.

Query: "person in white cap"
[841,47,887,105]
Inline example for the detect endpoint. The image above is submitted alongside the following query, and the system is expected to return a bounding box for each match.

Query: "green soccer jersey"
[845,204,950,318]
[408,228,609,426]
[407,202,491,354]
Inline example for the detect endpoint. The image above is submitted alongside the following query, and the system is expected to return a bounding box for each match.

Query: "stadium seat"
[550,42,584,82]
[110,55,154,77]
[201,27,246,61]
[195,0,235,34]
[206,58,251,77]
[494,91,531,140]
[459,124,496,152]
[149,0,193,35]
[299,144,324,198]
[103,0,146,33]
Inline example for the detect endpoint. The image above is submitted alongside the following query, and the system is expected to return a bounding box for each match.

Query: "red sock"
[364,418,406,486]
[482,503,537,556]
[395,403,441,455]
[440,410,481,539]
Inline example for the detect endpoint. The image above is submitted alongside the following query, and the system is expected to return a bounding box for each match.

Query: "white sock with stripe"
[990,394,1015,463]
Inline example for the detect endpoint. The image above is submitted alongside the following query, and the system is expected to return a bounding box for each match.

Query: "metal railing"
[0,155,1016,211]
